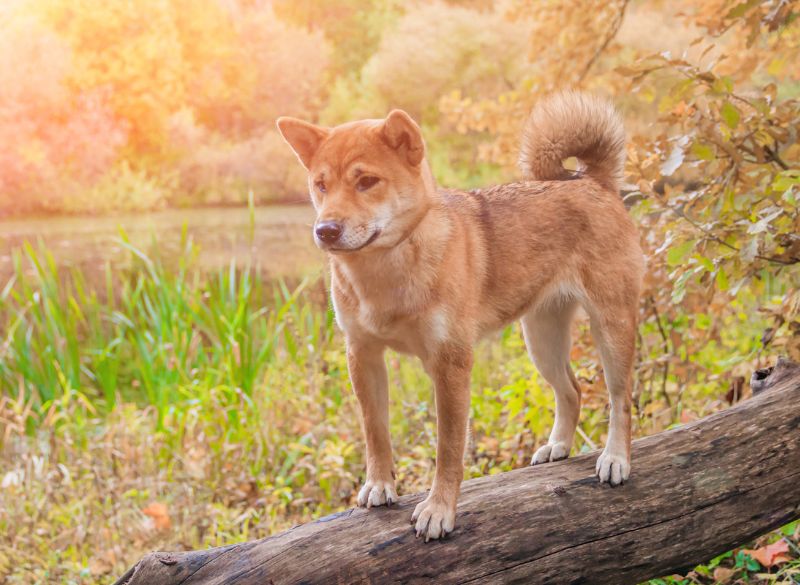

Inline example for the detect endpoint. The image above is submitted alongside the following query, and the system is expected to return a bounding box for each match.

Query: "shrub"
[358,3,529,122]
[234,5,331,130]
[0,14,127,215]
[168,110,307,206]
[60,161,172,214]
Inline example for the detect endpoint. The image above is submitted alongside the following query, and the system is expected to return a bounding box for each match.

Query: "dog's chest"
[355,302,418,349]
[333,293,433,355]
[331,264,442,356]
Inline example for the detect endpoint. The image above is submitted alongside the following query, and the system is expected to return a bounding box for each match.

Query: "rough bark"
[115,358,800,585]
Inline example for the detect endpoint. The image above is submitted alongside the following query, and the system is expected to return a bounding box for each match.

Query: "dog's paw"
[595,450,630,486]
[530,441,570,465]
[411,495,456,542]
[357,478,398,508]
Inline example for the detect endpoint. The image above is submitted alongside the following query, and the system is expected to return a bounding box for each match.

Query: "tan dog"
[277,91,643,541]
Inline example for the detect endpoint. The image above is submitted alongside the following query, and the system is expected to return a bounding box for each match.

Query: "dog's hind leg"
[588,303,637,486]
[522,299,582,465]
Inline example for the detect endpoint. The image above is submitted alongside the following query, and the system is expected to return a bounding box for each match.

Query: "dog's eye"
[356,176,380,192]
[315,181,327,193]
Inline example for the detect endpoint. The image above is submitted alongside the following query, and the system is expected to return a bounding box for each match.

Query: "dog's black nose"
[315,221,343,243]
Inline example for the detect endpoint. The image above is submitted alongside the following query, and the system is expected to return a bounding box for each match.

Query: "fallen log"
[116,358,800,585]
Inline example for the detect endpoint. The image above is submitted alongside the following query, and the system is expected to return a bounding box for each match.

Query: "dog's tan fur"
[277,91,644,541]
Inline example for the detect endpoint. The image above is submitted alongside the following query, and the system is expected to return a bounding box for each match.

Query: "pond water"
[0,205,324,282]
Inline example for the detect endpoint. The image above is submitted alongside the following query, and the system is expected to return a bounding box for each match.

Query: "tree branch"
[578,0,630,83]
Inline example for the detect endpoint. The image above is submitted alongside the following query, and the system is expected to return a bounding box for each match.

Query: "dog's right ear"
[276,117,329,170]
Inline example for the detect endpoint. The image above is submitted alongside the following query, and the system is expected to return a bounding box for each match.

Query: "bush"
[358,3,529,121]
[0,14,127,215]
[234,4,331,130]
[0,3,329,216]
[168,110,307,205]
[60,161,172,214]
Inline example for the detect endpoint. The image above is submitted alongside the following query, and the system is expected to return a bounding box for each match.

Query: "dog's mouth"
[328,229,381,253]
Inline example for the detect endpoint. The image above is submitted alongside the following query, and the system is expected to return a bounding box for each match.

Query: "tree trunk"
[115,358,800,585]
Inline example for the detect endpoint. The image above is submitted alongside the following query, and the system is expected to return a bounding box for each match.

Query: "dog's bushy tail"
[519,91,625,192]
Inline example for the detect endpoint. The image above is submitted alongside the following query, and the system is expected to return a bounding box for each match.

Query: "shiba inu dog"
[276,91,643,541]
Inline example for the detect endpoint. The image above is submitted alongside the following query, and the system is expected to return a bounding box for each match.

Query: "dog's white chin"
[320,229,382,253]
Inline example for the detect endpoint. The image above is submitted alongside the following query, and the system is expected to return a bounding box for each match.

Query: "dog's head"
[277,111,432,254]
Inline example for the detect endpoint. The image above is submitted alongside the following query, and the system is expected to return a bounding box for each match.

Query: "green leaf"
[726,0,759,19]
[720,102,740,129]
[712,75,734,94]
[695,255,714,272]
[692,142,715,161]
[716,269,729,291]
[671,269,694,303]
[772,170,800,192]
[694,313,711,330]
[781,520,798,536]
[667,240,696,267]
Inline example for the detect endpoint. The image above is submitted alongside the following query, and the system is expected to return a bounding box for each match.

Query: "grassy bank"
[0,237,797,584]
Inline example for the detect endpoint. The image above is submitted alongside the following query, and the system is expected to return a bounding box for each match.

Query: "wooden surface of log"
[116,359,800,585]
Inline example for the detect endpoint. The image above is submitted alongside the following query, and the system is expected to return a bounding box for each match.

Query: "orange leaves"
[142,502,172,531]
[741,539,792,568]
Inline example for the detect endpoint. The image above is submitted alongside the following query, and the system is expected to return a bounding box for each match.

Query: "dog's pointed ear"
[276,117,329,169]
[381,110,425,166]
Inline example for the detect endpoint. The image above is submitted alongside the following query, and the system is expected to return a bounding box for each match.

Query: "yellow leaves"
[725,0,760,20]
[691,141,716,161]
[35,0,187,151]
[711,75,734,94]
[715,268,729,291]
[767,57,788,76]
[752,128,777,149]
[720,102,740,128]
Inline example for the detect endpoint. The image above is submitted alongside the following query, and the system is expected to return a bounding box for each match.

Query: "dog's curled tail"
[519,91,625,192]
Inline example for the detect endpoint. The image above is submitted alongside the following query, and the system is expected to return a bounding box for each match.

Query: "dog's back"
[437,92,643,336]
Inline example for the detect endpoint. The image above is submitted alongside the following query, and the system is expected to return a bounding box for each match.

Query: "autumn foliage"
[441,0,799,422]
[0,0,328,213]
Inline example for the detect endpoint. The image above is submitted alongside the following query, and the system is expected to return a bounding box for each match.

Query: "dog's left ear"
[381,110,425,166]
[276,117,329,169]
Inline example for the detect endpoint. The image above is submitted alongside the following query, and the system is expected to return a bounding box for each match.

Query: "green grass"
[0,237,797,584]
[0,231,333,420]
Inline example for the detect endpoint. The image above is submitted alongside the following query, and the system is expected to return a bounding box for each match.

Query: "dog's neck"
[328,169,448,310]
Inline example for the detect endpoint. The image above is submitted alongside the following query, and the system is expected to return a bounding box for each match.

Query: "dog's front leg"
[413,346,473,541]
[347,340,397,508]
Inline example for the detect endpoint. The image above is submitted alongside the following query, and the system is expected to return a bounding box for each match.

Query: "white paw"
[411,495,456,542]
[531,441,570,465]
[595,450,630,486]
[357,478,398,508]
